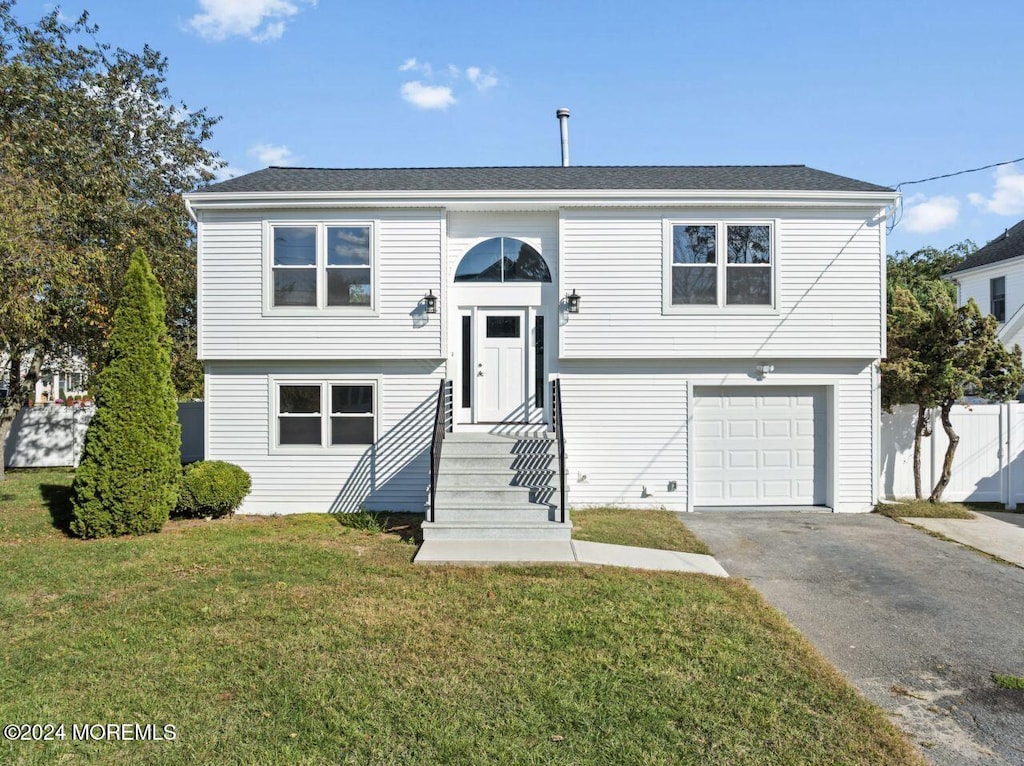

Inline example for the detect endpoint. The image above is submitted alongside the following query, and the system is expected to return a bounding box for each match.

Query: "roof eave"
[184,187,899,210]
[947,251,1024,278]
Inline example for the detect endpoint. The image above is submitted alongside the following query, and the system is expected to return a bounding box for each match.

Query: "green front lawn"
[571,507,712,555]
[1,469,923,765]
[876,499,979,519]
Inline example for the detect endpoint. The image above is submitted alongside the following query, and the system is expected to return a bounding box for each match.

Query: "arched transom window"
[454,237,551,283]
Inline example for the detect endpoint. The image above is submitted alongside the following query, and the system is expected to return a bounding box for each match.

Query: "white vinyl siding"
[555,360,875,514]
[198,210,443,360]
[558,367,689,510]
[206,361,441,514]
[559,208,885,359]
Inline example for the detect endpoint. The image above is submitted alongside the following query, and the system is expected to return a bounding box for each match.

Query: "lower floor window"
[277,381,375,447]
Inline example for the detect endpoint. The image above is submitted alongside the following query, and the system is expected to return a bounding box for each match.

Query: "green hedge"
[177,461,252,518]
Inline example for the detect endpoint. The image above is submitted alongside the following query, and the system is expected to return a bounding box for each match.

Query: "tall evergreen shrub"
[71,250,181,537]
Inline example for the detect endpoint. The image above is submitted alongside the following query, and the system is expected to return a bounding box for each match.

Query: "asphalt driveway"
[683,512,1024,765]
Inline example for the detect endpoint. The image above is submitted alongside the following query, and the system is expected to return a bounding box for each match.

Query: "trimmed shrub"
[70,249,181,537]
[177,461,251,518]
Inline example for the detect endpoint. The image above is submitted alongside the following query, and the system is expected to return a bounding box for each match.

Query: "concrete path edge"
[414,538,729,576]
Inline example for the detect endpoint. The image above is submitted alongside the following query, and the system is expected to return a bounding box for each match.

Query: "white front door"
[476,310,528,423]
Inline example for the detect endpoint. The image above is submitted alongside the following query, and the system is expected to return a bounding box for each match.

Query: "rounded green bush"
[177,461,251,519]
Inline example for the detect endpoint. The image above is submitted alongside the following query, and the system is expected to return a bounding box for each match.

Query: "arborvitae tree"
[71,250,181,537]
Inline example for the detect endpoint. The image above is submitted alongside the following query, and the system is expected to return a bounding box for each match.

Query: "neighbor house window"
[270,223,373,310]
[276,381,375,448]
[991,276,1006,322]
[669,222,774,308]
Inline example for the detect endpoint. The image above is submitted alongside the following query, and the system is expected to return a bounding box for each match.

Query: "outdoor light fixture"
[566,289,581,314]
[423,289,438,314]
[755,362,775,379]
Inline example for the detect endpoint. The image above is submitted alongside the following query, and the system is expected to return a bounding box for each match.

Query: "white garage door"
[693,386,826,507]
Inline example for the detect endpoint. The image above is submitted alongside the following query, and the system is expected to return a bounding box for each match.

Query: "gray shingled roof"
[193,165,892,194]
[948,219,1024,274]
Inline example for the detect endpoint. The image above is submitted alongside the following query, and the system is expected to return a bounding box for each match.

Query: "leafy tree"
[882,287,1024,501]
[0,158,77,480]
[0,1,219,452]
[71,250,181,537]
[886,240,975,304]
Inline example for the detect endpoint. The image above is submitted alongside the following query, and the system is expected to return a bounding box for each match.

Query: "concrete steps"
[422,431,569,543]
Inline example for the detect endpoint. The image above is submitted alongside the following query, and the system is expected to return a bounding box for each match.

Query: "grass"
[876,498,978,519]
[0,469,924,765]
[571,507,712,555]
[993,673,1024,690]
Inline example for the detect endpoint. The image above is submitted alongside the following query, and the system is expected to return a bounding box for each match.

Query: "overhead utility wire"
[891,155,1024,191]
[887,154,1024,234]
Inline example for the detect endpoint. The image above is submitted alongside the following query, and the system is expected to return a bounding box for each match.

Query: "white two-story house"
[184,164,897,542]
[947,219,1024,350]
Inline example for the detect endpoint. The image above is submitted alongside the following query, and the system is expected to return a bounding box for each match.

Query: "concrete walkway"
[414,538,728,576]
[907,512,1024,567]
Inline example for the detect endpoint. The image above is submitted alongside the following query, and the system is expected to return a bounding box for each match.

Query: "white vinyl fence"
[880,402,1024,508]
[4,402,204,468]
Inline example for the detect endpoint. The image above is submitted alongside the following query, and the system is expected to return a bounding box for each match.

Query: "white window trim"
[268,375,380,455]
[662,219,779,315]
[262,220,379,316]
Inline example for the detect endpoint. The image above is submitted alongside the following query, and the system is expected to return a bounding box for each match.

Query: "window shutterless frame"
[263,221,377,315]
[662,219,778,314]
[269,377,378,453]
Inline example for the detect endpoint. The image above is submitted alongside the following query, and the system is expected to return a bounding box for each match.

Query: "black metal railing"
[428,378,453,522]
[551,378,567,524]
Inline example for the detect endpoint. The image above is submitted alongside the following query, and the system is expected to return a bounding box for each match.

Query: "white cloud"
[213,163,247,181]
[968,165,1024,216]
[902,194,960,233]
[396,59,498,109]
[400,81,456,110]
[249,143,297,166]
[187,0,316,43]
[465,66,498,92]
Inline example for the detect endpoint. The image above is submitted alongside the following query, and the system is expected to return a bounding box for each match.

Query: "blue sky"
[20,0,1024,255]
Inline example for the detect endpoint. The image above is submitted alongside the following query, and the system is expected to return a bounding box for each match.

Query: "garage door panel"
[728,480,757,499]
[695,451,723,469]
[727,420,757,438]
[694,386,826,507]
[762,480,793,499]
[761,419,791,438]
[762,450,791,468]
[694,421,723,438]
[728,450,757,469]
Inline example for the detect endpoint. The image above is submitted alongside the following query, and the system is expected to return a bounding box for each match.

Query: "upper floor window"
[270,223,373,310]
[455,237,551,282]
[991,276,1006,322]
[668,222,773,308]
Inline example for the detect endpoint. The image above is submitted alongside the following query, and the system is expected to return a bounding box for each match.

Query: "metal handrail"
[428,379,452,522]
[551,378,567,524]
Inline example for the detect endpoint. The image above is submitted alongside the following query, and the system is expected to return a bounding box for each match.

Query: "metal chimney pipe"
[556,108,570,167]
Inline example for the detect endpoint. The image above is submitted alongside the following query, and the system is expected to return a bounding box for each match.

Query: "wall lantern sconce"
[566,289,581,314]
[755,362,775,380]
[423,289,439,314]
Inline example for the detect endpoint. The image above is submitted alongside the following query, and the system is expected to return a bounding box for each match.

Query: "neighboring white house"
[947,219,1024,350]
[183,163,898,522]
